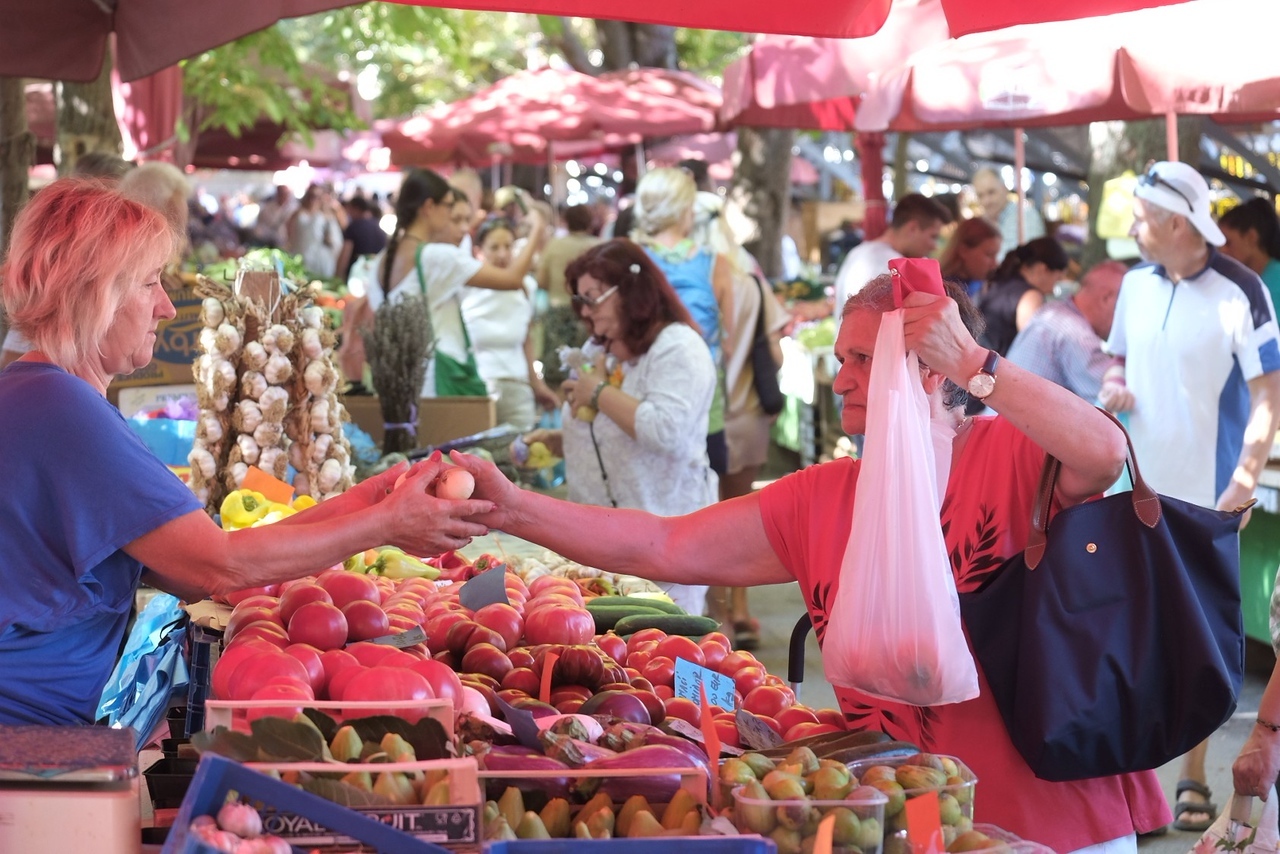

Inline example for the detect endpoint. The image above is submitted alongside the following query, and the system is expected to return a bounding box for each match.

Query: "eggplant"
[575,743,705,803]
[479,747,573,798]
[577,690,651,725]
[599,721,661,752]
[635,731,710,772]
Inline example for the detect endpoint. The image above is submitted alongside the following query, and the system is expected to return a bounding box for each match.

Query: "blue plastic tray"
[161,754,453,854]
[486,839,777,854]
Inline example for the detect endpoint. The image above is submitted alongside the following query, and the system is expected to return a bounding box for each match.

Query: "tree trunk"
[730,126,795,279]
[1081,117,1201,268]
[593,21,677,71]
[55,49,121,176]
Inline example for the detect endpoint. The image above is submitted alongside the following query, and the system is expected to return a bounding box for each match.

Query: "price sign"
[369,625,426,648]
[494,696,543,751]
[674,658,735,710]
[736,709,783,750]
[459,566,510,610]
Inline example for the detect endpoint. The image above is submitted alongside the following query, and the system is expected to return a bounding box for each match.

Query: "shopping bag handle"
[888,257,945,308]
[1024,408,1161,569]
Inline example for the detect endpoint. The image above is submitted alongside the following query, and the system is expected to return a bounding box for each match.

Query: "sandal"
[733,618,760,651]
[1172,779,1218,833]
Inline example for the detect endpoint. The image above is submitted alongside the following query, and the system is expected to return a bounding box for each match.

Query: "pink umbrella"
[648,132,819,184]
[0,0,1193,83]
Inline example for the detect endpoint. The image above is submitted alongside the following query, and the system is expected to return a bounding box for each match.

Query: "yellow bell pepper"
[220,489,271,530]
[291,494,318,511]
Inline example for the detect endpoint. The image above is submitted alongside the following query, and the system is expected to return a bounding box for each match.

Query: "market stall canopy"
[0,0,1194,82]
[647,133,819,185]
[382,67,721,168]
[854,0,1280,133]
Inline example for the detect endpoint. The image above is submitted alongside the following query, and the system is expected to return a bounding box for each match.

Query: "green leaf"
[344,715,450,762]
[250,717,328,762]
[301,776,394,807]
[302,708,340,743]
[191,726,259,762]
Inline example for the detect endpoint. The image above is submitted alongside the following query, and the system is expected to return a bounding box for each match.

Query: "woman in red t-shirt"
[457,273,1171,852]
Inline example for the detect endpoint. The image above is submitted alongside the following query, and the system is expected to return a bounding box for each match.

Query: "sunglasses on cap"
[1138,168,1195,214]
[571,285,619,308]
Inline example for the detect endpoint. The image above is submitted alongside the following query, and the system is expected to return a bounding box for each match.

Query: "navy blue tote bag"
[959,410,1246,782]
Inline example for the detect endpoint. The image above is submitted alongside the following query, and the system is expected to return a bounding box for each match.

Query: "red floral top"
[758,416,1170,852]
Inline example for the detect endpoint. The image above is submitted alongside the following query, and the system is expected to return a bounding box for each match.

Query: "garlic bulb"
[233,400,263,435]
[188,447,216,480]
[303,359,335,397]
[317,458,343,493]
[198,327,218,354]
[201,297,225,328]
[253,421,284,448]
[300,306,325,329]
[213,391,230,411]
[214,323,242,357]
[258,446,286,478]
[193,354,213,387]
[259,386,289,423]
[300,328,324,360]
[267,324,294,355]
[197,413,223,443]
[330,444,350,467]
[229,462,248,487]
[288,441,308,471]
[293,471,311,496]
[310,433,333,463]
[235,433,261,466]
[212,358,237,395]
[240,371,267,401]
[242,340,269,371]
[310,398,331,434]
[264,353,293,385]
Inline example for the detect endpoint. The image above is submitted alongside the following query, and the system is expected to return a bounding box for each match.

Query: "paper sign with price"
[674,658,736,709]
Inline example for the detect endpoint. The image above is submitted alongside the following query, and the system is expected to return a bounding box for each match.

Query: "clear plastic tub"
[845,752,978,850]
[731,782,889,854]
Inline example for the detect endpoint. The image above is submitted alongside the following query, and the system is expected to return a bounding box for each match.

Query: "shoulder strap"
[752,274,769,344]
[413,243,428,298]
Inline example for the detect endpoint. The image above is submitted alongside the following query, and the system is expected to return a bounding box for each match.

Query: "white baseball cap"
[1133,161,1225,247]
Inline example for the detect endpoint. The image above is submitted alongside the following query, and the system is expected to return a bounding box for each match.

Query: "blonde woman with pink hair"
[0,179,494,726]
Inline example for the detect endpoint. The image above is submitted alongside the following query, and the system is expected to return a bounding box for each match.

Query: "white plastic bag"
[822,308,980,706]
[1191,790,1280,854]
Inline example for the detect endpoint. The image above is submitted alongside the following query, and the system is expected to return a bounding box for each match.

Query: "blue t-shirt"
[0,362,201,725]
[646,247,722,365]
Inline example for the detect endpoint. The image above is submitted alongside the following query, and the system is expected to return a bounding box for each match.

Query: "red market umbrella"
[647,132,819,185]
[854,0,1280,135]
[0,0,1194,83]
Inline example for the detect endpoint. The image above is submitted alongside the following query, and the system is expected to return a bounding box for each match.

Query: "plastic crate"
[163,754,453,854]
[973,823,1056,854]
[845,753,977,843]
[184,623,222,737]
[485,839,777,854]
[204,697,454,732]
[477,764,710,810]
[731,782,888,854]
[144,757,201,810]
[246,756,481,850]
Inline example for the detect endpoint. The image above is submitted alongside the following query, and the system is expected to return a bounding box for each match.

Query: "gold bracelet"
[1257,717,1280,732]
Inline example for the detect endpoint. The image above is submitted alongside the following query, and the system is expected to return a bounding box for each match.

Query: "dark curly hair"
[564,239,697,357]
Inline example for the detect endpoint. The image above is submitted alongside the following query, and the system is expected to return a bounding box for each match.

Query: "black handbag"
[959,410,1247,782]
[750,275,785,415]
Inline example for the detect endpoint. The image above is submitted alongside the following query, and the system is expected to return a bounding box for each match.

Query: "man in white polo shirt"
[1100,160,1280,833]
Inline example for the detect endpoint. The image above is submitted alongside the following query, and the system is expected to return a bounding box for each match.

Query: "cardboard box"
[342,394,496,449]
[111,274,203,389]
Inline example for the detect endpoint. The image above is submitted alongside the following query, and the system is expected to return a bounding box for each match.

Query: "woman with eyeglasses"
[368,168,546,399]
[519,239,718,614]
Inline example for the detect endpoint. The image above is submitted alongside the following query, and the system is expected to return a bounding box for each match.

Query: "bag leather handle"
[1024,408,1161,569]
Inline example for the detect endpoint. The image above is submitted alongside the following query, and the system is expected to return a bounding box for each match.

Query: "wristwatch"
[967,350,1000,400]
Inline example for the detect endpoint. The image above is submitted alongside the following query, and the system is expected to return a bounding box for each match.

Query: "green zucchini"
[612,613,721,637]
[587,604,668,632]
[586,595,687,616]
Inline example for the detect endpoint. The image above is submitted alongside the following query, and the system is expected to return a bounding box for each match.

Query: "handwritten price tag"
[674,657,735,710]
[736,709,783,750]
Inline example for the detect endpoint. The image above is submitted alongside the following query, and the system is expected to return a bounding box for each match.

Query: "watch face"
[968,373,996,399]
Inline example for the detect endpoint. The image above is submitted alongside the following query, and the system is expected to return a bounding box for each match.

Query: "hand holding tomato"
[379,454,496,556]
[446,450,523,529]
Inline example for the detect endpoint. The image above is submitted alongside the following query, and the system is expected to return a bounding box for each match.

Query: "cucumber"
[612,613,721,637]
[588,604,668,632]
[587,595,686,616]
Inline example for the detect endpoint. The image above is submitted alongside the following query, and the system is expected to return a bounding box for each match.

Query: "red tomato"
[317,649,360,698]
[732,666,767,697]
[718,650,760,675]
[523,605,594,646]
[631,690,666,725]
[742,685,793,719]
[626,648,656,672]
[460,643,514,683]
[663,696,702,727]
[528,575,582,599]
[227,588,279,608]
[327,665,367,701]
[473,603,523,651]
[246,682,313,722]
[425,611,470,650]
[814,708,848,730]
[387,616,419,634]
[343,600,391,642]
[225,606,281,643]
[233,623,290,648]
[774,705,820,733]
[211,638,276,699]
[345,642,398,668]
[626,628,667,656]
[287,601,348,650]
[227,651,311,701]
[278,584,332,623]
[756,715,783,736]
[524,594,584,614]
[785,722,844,741]
[713,717,741,748]
[375,650,422,669]
[699,631,733,651]
[465,625,508,654]
[282,643,326,695]
[384,602,426,623]
[343,667,435,721]
[654,635,705,668]
[698,640,728,670]
[408,659,465,713]
[507,648,536,670]
[641,656,677,689]
[501,667,541,696]
[594,633,628,665]
[629,675,656,694]
[315,570,382,609]
[653,684,674,701]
